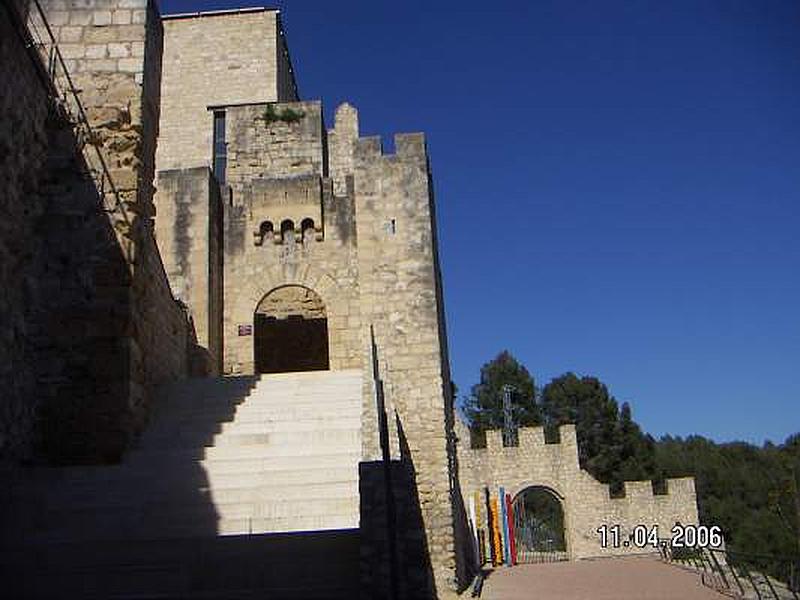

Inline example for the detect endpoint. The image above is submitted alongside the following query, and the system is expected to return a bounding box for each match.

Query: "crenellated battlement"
[457,420,691,500]
[353,133,428,161]
[457,417,699,560]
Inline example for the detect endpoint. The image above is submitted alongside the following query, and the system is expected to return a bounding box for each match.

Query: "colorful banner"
[468,493,479,566]
[500,486,511,566]
[506,493,517,565]
[491,496,502,565]
[484,487,495,565]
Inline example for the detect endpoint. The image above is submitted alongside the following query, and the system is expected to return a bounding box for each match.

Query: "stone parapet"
[457,420,700,560]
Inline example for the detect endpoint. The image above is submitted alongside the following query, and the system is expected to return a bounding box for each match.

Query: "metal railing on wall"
[11,0,187,308]
[20,0,136,263]
[661,542,799,600]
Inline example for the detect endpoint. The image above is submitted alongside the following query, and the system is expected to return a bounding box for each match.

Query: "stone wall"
[0,0,192,463]
[220,102,361,375]
[328,103,358,196]
[360,460,438,600]
[154,167,223,372]
[352,130,467,592]
[456,420,700,561]
[156,8,294,172]
[225,101,326,181]
[0,0,54,461]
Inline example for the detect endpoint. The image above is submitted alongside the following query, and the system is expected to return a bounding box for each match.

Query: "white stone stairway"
[1,369,364,598]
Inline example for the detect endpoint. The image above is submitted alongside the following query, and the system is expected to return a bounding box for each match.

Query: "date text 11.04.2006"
[596,524,723,549]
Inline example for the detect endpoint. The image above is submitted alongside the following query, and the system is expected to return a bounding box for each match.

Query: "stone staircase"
[1,369,364,599]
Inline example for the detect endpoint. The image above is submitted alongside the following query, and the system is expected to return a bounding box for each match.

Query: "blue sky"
[161,0,800,444]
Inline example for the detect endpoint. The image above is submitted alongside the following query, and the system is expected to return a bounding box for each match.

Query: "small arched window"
[301,218,315,242]
[280,219,295,244]
[255,220,274,246]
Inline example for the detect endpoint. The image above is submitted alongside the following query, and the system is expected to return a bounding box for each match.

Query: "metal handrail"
[19,0,188,306]
[662,541,800,600]
[25,0,134,259]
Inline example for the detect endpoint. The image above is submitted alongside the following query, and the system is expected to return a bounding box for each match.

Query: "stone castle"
[0,2,699,598]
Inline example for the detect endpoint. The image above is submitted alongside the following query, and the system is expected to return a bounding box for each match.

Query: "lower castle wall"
[0,3,53,461]
[154,167,223,372]
[456,422,699,561]
[0,0,192,463]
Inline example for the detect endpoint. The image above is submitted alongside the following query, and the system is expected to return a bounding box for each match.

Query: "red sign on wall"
[238,324,253,336]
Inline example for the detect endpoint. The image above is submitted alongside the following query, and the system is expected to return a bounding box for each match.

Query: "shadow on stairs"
[2,529,360,599]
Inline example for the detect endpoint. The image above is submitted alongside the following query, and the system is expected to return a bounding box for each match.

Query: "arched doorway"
[512,486,568,563]
[254,285,330,374]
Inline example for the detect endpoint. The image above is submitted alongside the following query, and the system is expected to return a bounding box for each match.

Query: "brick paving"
[480,555,725,599]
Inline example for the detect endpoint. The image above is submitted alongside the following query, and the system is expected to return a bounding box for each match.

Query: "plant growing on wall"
[261,104,305,126]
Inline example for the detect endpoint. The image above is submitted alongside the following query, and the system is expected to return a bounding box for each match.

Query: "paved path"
[480,556,725,600]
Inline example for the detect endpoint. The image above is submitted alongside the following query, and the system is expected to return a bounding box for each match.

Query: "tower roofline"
[162,6,277,21]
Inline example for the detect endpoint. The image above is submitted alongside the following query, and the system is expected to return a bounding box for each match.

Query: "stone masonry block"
[131,41,144,57]
[117,57,142,73]
[84,44,108,59]
[58,26,84,43]
[82,25,117,43]
[68,10,92,25]
[395,133,426,157]
[108,42,130,58]
[58,43,85,59]
[46,11,70,26]
[93,10,111,25]
[82,58,118,72]
[112,10,131,24]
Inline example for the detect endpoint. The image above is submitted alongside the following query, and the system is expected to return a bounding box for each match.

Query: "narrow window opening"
[213,111,227,186]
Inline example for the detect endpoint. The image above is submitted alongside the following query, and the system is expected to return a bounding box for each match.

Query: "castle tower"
[153,8,468,595]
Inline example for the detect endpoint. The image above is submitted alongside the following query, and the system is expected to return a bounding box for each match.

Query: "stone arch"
[244,265,340,311]
[511,484,569,562]
[253,285,329,374]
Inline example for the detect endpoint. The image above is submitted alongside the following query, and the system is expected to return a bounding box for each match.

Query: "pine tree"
[462,350,540,432]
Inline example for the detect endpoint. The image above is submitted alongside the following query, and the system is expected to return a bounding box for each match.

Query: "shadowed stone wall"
[0,0,193,463]
[456,419,700,561]
[0,1,53,461]
[154,167,223,372]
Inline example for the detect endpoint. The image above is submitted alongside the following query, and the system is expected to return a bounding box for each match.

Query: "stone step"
[31,480,358,511]
[164,386,362,403]
[148,407,362,430]
[2,531,360,598]
[158,397,361,418]
[128,432,360,460]
[140,427,361,450]
[11,453,362,487]
[177,416,362,435]
[10,465,358,500]
[19,501,360,544]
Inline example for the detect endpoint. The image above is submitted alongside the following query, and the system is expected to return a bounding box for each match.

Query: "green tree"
[655,433,800,563]
[540,373,657,491]
[462,350,540,431]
